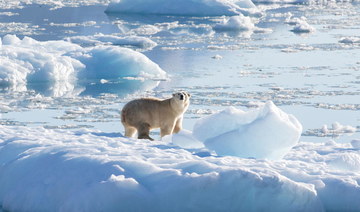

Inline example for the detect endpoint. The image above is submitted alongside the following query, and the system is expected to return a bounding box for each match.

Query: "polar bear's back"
[121,97,170,128]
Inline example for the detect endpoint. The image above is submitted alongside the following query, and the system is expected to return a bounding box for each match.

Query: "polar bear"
[121,91,191,140]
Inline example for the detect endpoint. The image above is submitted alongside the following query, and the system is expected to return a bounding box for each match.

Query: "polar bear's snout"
[173,91,191,102]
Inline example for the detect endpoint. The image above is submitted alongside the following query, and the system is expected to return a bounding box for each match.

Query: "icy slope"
[1,123,360,211]
[0,125,322,212]
[193,101,302,159]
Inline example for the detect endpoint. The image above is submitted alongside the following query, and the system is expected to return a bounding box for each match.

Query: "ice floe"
[105,0,259,16]
[0,0,111,9]
[213,15,255,32]
[66,34,157,50]
[339,37,360,44]
[0,118,360,211]
[288,17,315,34]
[193,101,302,159]
[0,35,166,97]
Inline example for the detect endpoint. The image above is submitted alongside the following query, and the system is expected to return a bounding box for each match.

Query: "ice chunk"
[339,37,360,44]
[213,14,255,32]
[67,34,157,50]
[105,0,257,16]
[321,122,356,135]
[0,35,166,96]
[290,18,315,33]
[77,45,166,81]
[193,101,302,159]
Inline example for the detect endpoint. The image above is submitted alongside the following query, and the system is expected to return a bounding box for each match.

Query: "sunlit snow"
[0,0,360,211]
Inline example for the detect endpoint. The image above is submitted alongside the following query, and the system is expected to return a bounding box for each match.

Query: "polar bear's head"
[171,91,191,111]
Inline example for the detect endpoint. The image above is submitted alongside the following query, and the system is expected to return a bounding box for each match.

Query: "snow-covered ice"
[213,15,255,32]
[339,37,360,44]
[0,0,111,10]
[66,34,157,50]
[0,120,360,211]
[1,0,360,211]
[106,0,258,16]
[193,101,302,159]
[0,35,166,96]
[288,17,315,34]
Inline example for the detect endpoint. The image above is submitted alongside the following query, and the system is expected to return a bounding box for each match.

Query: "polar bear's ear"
[186,92,191,98]
[172,93,176,97]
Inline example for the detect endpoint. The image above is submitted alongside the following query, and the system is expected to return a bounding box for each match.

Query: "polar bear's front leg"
[173,117,183,134]
[160,121,176,137]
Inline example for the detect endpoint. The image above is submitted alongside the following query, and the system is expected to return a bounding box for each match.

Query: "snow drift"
[1,123,360,211]
[193,101,302,159]
[0,35,166,96]
[0,125,323,212]
[105,0,258,16]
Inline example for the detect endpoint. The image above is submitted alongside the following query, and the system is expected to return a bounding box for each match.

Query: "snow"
[213,15,255,32]
[1,119,360,211]
[0,35,166,96]
[0,0,111,9]
[1,1,360,212]
[193,101,302,160]
[322,122,357,134]
[339,37,360,44]
[66,34,157,50]
[105,0,258,16]
[288,17,315,34]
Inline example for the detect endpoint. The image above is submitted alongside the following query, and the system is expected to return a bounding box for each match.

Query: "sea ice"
[339,37,360,44]
[163,129,205,149]
[1,123,360,211]
[322,122,357,134]
[0,0,111,9]
[193,101,302,159]
[0,125,323,212]
[105,0,258,16]
[213,15,255,32]
[289,17,315,34]
[66,34,157,50]
[0,35,166,96]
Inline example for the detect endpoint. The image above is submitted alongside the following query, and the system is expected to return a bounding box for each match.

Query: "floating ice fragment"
[339,37,360,44]
[67,34,157,50]
[323,122,356,134]
[290,18,315,33]
[105,0,258,16]
[193,101,302,159]
[0,35,166,96]
[213,15,255,32]
[211,54,223,59]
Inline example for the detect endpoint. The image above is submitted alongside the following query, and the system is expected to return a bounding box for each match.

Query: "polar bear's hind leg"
[137,123,154,141]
